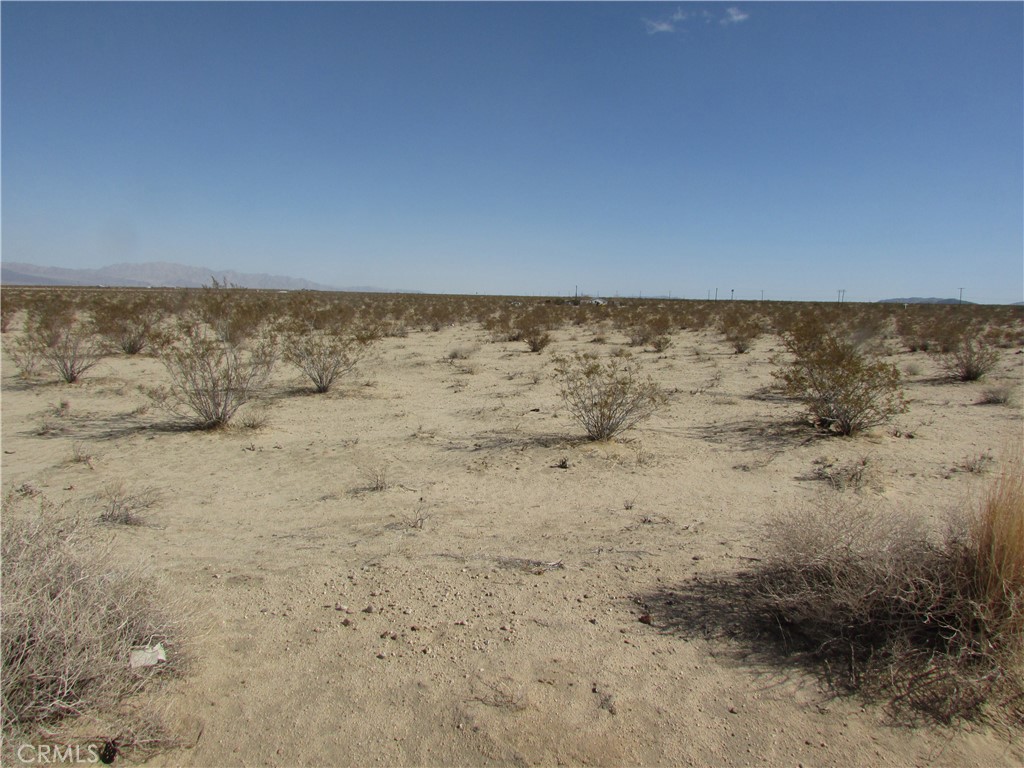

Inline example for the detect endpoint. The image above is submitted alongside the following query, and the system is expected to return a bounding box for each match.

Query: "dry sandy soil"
[2,321,1022,767]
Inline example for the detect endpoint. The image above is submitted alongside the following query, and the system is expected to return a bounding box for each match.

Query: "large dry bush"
[151,322,276,428]
[777,322,907,436]
[752,461,1023,725]
[555,352,665,440]
[1,492,183,745]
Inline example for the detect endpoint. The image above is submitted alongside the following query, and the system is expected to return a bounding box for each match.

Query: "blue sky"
[2,2,1022,302]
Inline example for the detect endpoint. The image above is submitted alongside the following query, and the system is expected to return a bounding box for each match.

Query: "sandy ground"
[2,322,1022,767]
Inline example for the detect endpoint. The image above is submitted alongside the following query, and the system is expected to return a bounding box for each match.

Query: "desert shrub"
[1,492,182,738]
[8,335,43,378]
[649,334,673,353]
[938,336,1000,381]
[151,323,276,428]
[420,300,458,332]
[1,294,21,333]
[188,284,276,345]
[92,296,166,355]
[282,328,370,393]
[752,467,1024,724]
[555,352,665,441]
[39,324,106,383]
[516,306,554,353]
[776,324,907,436]
[720,311,763,354]
[626,313,672,349]
[893,307,961,353]
[522,327,552,353]
[20,299,106,383]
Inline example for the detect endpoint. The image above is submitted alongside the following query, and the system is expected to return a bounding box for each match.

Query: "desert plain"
[1,292,1022,767]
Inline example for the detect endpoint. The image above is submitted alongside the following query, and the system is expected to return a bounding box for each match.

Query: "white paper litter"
[129,643,167,669]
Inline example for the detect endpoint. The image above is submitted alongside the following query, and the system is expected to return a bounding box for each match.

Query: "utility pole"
[714,288,718,301]
[958,287,964,305]
[760,289,764,302]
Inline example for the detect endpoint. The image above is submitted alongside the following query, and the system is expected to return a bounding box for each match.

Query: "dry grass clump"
[971,465,1024,642]
[752,462,1023,725]
[810,455,881,492]
[555,352,665,441]
[97,480,160,526]
[977,385,1015,406]
[1,492,184,750]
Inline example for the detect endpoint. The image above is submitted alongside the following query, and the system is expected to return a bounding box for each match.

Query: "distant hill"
[0,261,405,292]
[877,297,976,305]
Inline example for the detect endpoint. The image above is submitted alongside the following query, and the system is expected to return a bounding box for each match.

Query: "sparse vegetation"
[1,285,1022,761]
[1,492,182,747]
[363,465,390,492]
[97,480,160,526]
[810,455,880,492]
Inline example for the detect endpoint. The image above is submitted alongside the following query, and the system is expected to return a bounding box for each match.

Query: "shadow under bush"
[640,481,1023,727]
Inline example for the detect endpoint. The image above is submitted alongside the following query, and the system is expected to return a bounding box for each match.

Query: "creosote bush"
[19,299,106,383]
[92,297,166,355]
[151,323,276,429]
[555,352,665,441]
[752,460,1023,725]
[777,324,907,436]
[283,328,371,393]
[938,336,1000,382]
[1,492,182,745]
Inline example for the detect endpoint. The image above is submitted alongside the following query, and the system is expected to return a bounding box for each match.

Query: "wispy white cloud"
[644,7,749,35]
[721,7,750,25]
[643,18,675,35]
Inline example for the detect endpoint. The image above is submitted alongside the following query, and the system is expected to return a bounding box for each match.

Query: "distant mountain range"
[877,297,976,305]
[0,261,404,292]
